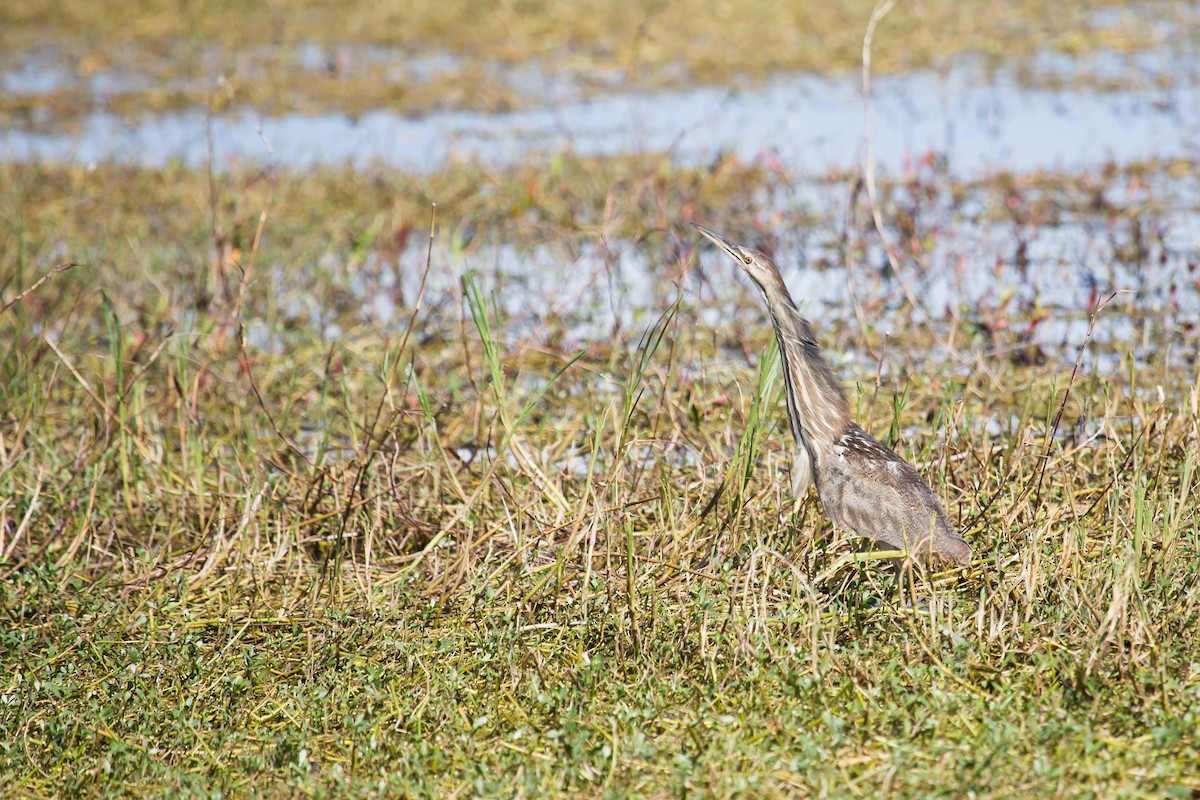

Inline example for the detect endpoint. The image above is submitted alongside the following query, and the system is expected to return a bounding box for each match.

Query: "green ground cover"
[1,153,1198,796]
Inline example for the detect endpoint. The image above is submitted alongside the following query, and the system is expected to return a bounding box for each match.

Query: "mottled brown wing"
[834,424,931,492]
[821,423,972,564]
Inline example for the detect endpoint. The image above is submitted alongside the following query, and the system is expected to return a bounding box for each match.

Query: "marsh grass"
[1,154,1199,797]
[1,0,1195,130]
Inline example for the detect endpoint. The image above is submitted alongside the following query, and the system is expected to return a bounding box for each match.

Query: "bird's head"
[691,223,785,296]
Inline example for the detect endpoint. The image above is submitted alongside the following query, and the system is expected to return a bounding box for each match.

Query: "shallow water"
[3,50,1197,177]
[321,183,1197,374]
[8,47,1199,371]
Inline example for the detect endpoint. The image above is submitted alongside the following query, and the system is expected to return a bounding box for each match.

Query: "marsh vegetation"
[1,1,1198,796]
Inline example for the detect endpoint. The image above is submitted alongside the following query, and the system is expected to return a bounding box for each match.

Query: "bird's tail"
[933,531,972,566]
[925,515,972,566]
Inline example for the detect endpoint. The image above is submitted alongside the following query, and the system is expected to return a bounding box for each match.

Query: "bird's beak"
[691,223,743,262]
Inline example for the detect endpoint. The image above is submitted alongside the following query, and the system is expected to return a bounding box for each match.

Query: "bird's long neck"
[759,286,850,448]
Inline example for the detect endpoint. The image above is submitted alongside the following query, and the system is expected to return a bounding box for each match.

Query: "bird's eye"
[743,255,753,265]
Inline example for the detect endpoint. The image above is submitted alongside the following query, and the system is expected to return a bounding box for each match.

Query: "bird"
[692,223,972,566]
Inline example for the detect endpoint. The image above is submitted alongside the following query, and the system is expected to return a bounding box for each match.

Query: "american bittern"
[693,223,971,566]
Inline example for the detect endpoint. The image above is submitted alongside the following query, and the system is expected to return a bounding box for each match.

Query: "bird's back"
[815,423,972,565]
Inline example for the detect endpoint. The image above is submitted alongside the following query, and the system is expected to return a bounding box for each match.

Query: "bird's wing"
[832,423,922,483]
[825,423,972,563]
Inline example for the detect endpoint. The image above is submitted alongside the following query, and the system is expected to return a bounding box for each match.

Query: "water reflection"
[3,52,1196,176]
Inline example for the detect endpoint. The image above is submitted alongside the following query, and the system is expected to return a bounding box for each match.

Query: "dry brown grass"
[2,153,1198,795]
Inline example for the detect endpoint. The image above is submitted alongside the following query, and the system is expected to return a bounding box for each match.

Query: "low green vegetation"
[2,153,1198,796]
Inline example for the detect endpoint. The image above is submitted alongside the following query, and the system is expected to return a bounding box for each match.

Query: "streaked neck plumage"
[749,270,850,451]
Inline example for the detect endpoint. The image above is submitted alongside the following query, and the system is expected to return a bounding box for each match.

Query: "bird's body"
[694,224,971,566]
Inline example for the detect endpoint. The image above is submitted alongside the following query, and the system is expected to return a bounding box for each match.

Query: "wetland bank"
[1,0,1198,796]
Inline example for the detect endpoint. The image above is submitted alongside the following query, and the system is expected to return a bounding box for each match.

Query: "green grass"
[2,154,1199,797]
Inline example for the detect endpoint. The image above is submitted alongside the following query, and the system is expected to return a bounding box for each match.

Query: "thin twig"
[840,177,873,347]
[1,263,77,316]
[861,0,924,319]
[322,204,439,591]
[1079,405,1161,522]
[1032,291,1122,509]
[866,332,889,435]
[233,131,311,468]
